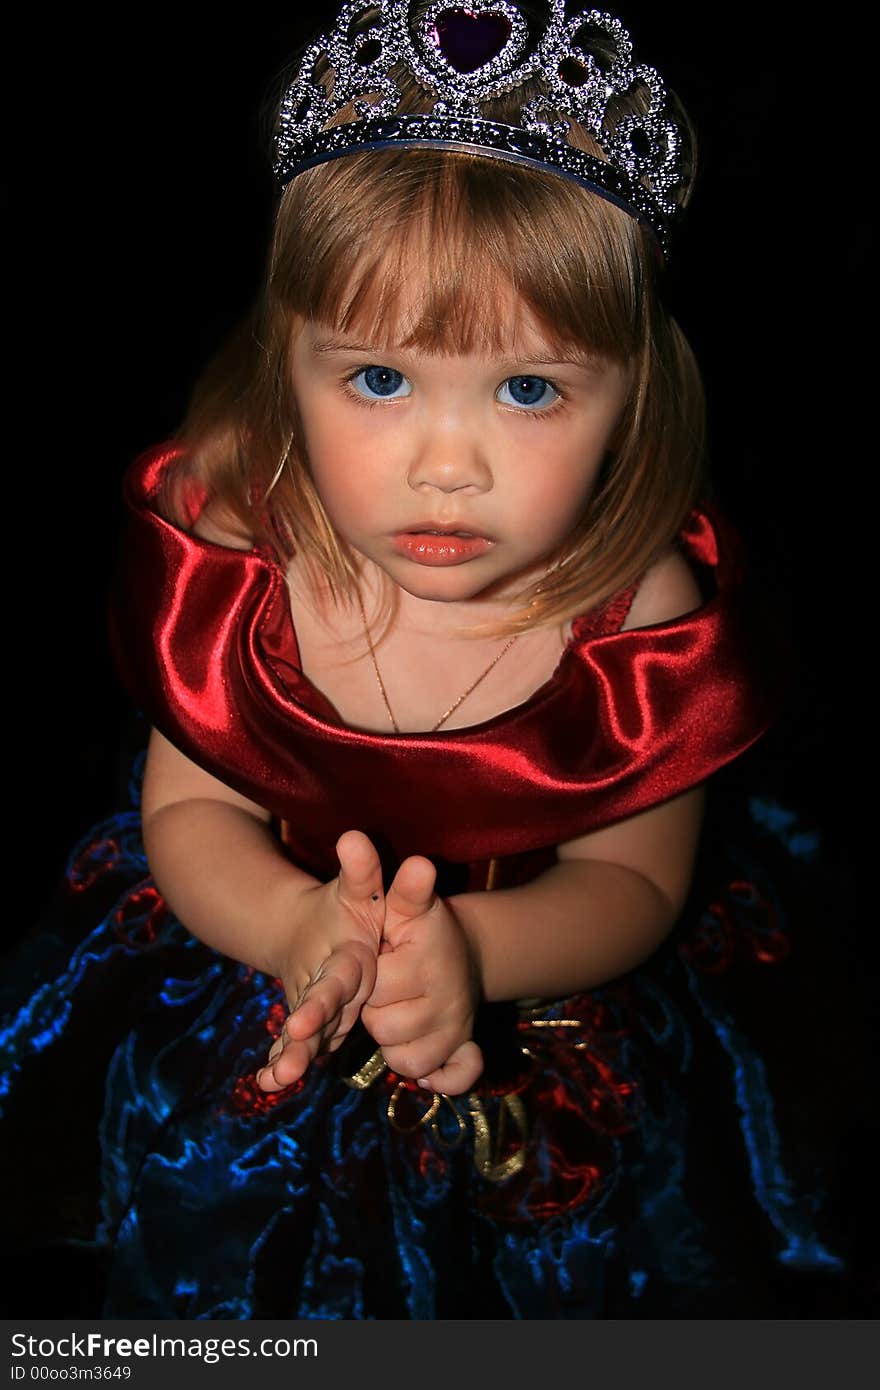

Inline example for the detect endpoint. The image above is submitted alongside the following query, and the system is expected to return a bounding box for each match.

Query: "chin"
[397,572,488,602]
[399,550,547,602]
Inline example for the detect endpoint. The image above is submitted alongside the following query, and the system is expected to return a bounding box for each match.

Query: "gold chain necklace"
[355,586,522,734]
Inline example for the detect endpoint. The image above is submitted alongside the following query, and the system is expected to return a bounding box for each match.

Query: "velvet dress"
[0,442,848,1318]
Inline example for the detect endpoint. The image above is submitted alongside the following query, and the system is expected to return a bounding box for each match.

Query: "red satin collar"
[109,442,784,876]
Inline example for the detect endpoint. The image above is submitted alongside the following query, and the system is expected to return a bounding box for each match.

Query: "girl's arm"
[141,728,386,1083]
[140,727,317,977]
[446,785,705,1002]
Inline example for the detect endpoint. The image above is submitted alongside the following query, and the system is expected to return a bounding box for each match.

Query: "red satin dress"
[0,441,845,1320]
[109,443,782,882]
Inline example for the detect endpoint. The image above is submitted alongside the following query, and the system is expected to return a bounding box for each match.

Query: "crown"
[273,2,687,257]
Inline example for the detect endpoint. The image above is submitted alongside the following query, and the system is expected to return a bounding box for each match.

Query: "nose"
[406,417,493,495]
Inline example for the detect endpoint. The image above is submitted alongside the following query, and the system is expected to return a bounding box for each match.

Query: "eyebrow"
[310,338,601,367]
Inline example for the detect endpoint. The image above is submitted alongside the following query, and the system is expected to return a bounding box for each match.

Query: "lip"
[390,531,495,566]
[402,520,494,539]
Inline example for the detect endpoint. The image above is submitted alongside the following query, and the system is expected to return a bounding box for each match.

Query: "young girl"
[2,0,847,1319]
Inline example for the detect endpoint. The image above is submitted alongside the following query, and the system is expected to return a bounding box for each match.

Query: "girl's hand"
[257,830,385,1092]
[361,855,484,1095]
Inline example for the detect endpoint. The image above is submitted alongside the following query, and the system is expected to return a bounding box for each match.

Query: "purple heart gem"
[432,8,513,74]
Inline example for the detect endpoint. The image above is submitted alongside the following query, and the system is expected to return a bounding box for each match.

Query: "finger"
[379,1028,466,1086]
[261,977,368,1086]
[285,949,372,1043]
[262,997,342,1079]
[417,1041,484,1097]
[361,996,432,1047]
[364,949,423,1009]
[271,988,368,1070]
[257,1033,319,1091]
[285,975,348,1043]
[335,830,385,910]
[385,855,437,929]
[258,1021,326,1089]
[285,990,341,1045]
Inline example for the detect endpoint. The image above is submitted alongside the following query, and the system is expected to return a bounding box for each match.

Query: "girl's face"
[290,304,630,610]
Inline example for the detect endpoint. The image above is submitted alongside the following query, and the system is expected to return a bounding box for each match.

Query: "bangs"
[270,148,643,362]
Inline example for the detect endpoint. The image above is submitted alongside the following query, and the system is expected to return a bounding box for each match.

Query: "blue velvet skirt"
[0,752,855,1318]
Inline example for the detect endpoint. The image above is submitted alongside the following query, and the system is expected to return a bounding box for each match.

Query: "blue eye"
[351,365,412,399]
[497,376,560,410]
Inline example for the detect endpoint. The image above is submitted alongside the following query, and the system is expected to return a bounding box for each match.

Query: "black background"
[6,1,874,1312]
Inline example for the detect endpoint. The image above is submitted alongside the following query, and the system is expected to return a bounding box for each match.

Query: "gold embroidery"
[338,976,594,1182]
[523,1017,582,1029]
[470,1093,529,1181]
[521,1015,593,1051]
[386,1084,469,1148]
[341,1048,388,1090]
[387,1082,441,1132]
[430,1097,468,1150]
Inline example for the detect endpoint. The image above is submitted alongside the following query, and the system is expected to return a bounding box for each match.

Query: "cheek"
[307,448,389,535]
[517,453,603,532]
[296,399,367,501]
[308,463,361,519]
[298,398,345,463]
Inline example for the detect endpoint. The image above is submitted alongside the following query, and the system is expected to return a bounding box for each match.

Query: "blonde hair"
[159,45,705,640]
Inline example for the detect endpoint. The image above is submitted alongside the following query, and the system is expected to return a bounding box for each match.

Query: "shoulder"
[620,547,703,631]
[190,499,254,552]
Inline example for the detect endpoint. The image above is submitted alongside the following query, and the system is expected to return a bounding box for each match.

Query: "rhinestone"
[374,118,403,138]
[506,131,543,158]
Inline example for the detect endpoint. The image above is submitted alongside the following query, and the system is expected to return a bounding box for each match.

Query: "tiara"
[273,1,687,257]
